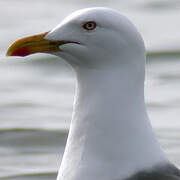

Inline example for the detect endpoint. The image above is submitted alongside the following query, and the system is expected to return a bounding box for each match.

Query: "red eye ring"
[83,21,97,31]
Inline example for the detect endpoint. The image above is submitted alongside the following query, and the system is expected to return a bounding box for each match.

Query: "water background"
[1,0,180,179]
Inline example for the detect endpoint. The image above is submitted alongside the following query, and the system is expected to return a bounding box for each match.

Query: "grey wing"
[130,172,180,180]
[157,175,180,180]
[124,163,180,180]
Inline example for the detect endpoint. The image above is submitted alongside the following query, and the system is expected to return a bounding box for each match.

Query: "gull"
[6,7,180,180]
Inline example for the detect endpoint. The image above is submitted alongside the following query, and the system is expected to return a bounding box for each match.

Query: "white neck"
[57,58,168,180]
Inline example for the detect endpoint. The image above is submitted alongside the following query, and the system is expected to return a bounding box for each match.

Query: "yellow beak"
[6,32,77,57]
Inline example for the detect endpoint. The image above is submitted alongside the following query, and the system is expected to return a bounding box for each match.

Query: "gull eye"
[83,21,97,31]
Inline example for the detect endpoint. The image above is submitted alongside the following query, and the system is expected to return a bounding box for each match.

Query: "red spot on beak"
[11,47,31,57]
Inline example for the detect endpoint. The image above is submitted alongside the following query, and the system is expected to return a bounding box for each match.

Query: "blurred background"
[1,0,180,179]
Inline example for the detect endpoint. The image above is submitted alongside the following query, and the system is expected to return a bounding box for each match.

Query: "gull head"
[7,7,145,69]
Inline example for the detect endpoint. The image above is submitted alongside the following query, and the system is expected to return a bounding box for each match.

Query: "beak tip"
[6,46,31,57]
[6,44,17,57]
[6,49,12,57]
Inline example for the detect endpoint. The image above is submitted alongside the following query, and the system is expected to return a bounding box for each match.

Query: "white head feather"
[45,7,168,180]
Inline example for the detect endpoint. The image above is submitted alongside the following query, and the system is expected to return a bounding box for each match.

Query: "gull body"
[7,7,180,180]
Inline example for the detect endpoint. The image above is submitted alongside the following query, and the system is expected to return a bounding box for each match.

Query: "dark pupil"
[87,23,93,28]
